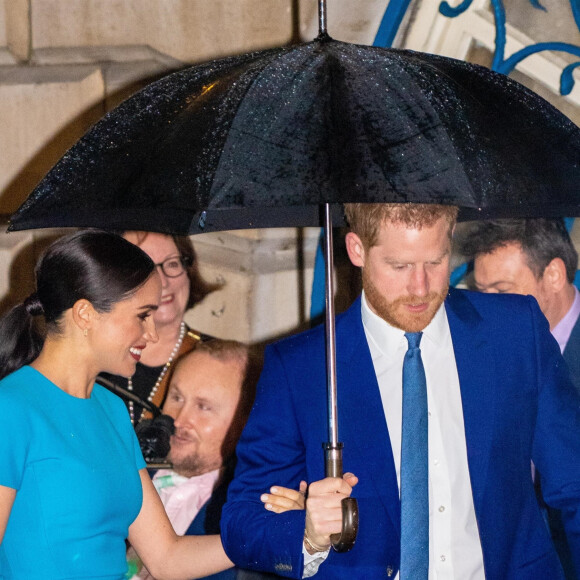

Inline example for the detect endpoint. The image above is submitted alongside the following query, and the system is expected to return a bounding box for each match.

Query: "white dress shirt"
[361,292,485,579]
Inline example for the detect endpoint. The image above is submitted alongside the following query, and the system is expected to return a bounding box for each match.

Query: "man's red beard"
[362,268,448,333]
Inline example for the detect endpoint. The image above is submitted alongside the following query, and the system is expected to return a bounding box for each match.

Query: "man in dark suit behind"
[460,218,580,395]
[460,217,580,578]
[221,204,580,579]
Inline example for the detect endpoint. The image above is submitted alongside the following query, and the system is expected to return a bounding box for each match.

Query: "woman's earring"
[83,328,88,337]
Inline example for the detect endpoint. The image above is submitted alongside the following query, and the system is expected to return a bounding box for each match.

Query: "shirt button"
[440,555,446,562]
[438,505,445,512]
[433,459,439,466]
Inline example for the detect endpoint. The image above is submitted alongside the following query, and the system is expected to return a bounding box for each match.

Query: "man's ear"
[543,258,567,293]
[345,232,366,268]
[71,299,96,333]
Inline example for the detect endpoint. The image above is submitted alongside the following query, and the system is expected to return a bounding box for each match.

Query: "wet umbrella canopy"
[9,35,580,235]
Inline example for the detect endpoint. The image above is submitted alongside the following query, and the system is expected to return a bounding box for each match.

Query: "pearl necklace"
[128,321,186,424]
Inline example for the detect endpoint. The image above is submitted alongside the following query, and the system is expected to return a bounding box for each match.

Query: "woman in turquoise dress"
[0,231,301,580]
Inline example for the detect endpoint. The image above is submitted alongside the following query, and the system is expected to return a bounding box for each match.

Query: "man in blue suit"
[221,203,580,579]
[460,218,580,578]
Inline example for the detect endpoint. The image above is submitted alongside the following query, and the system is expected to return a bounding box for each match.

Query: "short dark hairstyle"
[459,218,578,283]
[0,230,155,380]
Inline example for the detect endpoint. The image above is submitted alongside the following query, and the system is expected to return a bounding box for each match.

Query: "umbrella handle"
[330,498,359,553]
[324,443,359,552]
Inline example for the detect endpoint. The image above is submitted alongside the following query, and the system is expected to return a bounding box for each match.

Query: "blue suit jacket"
[564,314,580,398]
[543,313,580,579]
[221,289,580,579]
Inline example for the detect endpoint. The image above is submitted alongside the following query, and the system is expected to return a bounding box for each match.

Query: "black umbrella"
[9,34,580,234]
[9,2,580,553]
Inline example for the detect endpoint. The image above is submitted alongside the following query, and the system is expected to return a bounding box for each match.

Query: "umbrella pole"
[322,203,358,552]
[318,0,327,35]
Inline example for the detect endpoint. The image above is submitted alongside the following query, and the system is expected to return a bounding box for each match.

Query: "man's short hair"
[459,218,578,283]
[188,339,261,427]
[344,203,459,249]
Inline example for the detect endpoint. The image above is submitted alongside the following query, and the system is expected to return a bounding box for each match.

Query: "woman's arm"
[0,485,16,544]
[128,470,233,580]
[129,471,309,580]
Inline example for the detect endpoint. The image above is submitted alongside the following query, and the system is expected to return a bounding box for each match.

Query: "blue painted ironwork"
[435,0,580,286]
[374,0,414,48]
[310,231,326,322]
[437,0,580,95]
[438,0,473,18]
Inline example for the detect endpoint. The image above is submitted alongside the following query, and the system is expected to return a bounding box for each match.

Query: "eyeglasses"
[154,255,190,278]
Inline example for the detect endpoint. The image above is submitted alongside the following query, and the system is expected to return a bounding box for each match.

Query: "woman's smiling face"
[124,232,191,330]
[90,273,161,377]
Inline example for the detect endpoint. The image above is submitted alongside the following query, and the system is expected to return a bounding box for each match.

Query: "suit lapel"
[335,298,401,534]
[445,289,496,516]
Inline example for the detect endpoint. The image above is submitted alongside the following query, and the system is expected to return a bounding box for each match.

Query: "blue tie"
[400,332,429,579]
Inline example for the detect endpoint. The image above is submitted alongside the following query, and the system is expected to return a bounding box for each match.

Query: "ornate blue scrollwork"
[438,0,473,18]
[438,0,580,95]
[374,0,580,95]
[369,0,580,293]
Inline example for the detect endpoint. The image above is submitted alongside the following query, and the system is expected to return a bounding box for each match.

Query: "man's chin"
[396,315,434,333]
[379,301,442,333]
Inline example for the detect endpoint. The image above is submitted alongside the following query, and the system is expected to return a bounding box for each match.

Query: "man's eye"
[138,312,152,321]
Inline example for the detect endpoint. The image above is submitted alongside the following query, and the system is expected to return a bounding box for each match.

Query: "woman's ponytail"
[0,297,44,381]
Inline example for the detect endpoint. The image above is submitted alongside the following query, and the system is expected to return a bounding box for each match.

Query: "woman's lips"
[160,294,174,305]
[129,345,146,362]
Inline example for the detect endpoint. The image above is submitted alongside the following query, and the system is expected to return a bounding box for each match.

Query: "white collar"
[361,290,448,358]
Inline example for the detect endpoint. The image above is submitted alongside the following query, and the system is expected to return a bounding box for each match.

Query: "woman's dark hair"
[172,235,223,309]
[0,230,155,380]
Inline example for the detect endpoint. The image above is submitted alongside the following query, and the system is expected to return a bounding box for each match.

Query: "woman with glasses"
[101,232,221,425]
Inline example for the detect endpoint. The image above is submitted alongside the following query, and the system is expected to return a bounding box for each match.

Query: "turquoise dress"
[0,366,146,579]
